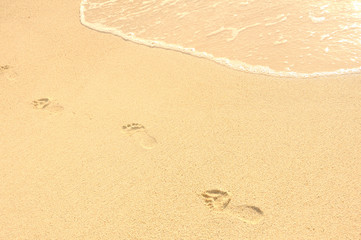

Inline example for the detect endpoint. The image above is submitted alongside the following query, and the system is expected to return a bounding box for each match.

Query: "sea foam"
[80,0,361,77]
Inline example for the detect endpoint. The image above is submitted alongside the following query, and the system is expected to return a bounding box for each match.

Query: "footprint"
[32,98,51,109]
[201,189,231,211]
[32,98,64,112]
[200,189,264,224]
[226,205,264,225]
[0,65,17,81]
[121,123,157,149]
[0,65,10,71]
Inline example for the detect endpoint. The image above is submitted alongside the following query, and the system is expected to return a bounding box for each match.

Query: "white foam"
[80,0,361,78]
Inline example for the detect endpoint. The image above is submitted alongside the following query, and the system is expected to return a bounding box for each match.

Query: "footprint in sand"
[201,189,264,224]
[32,98,64,112]
[121,123,157,149]
[0,65,17,81]
[201,189,232,211]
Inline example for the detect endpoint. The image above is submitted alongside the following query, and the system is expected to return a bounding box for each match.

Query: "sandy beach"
[1,0,361,239]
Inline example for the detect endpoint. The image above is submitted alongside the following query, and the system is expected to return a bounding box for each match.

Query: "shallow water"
[80,0,361,77]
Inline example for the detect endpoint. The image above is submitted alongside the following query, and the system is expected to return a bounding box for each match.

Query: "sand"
[1,0,361,239]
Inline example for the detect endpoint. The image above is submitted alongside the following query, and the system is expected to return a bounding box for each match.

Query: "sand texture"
[1,0,361,239]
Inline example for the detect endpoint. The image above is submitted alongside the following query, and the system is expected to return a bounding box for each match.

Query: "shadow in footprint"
[200,189,264,224]
[32,98,64,112]
[121,123,157,149]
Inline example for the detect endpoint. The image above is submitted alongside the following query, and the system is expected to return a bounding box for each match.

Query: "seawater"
[80,0,361,77]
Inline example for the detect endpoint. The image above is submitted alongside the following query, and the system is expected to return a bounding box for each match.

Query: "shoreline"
[79,0,361,78]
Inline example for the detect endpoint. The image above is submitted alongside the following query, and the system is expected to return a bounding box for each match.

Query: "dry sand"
[1,0,361,239]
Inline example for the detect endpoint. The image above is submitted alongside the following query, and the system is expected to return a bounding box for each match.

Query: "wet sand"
[1,0,361,239]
